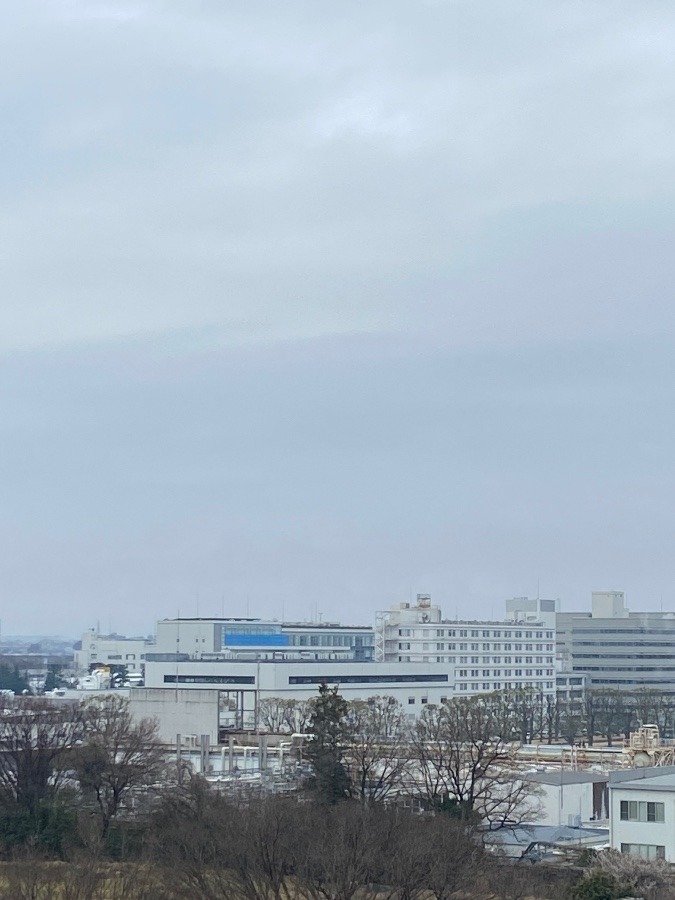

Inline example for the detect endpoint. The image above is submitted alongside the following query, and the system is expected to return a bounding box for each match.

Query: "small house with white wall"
[523,770,609,827]
[609,766,675,861]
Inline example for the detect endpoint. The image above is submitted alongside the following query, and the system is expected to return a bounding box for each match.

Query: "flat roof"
[523,771,608,785]
[485,824,609,847]
[159,618,372,630]
[610,772,675,793]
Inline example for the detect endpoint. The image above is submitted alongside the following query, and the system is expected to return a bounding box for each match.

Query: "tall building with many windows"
[376,594,556,696]
[557,591,675,692]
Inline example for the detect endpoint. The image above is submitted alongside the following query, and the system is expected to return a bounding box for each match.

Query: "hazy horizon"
[3,1,675,634]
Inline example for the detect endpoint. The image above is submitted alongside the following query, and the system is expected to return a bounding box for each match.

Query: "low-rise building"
[523,770,609,826]
[144,657,454,729]
[74,629,153,674]
[609,766,675,861]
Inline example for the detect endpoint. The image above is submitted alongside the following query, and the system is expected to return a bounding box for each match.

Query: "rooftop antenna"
[536,578,540,601]
[196,592,200,618]
[221,594,225,618]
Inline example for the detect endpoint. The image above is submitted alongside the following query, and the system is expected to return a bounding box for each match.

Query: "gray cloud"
[1,1,674,631]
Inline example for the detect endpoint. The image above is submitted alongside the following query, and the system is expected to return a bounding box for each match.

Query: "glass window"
[620,801,664,823]
[621,843,665,860]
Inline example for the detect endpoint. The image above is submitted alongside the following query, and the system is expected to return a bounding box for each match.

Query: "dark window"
[164,675,255,685]
[288,673,449,685]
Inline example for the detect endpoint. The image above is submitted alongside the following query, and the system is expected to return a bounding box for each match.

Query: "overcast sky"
[2,1,675,636]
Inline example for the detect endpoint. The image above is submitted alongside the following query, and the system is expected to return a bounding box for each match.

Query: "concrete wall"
[610,785,674,860]
[129,687,220,744]
[534,781,600,827]
[75,633,151,673]
[155,621,221,657]
[143,659,455,724]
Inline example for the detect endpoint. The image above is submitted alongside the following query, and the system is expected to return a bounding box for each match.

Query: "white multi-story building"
[557,591,675,692]
[609,767,675,861]
[377,594,556,697]
[74,629,154,674]
[154,617,375,662]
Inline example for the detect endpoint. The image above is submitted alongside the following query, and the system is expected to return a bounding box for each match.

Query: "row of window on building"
[397,628,554,640]
[397,641,554,652]
[456,681,555,691]
[91,653,143,661]
[287,634,367,647]
[619,801,665,861]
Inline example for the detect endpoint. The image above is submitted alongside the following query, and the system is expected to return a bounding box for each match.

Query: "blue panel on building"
[223,633,289,647]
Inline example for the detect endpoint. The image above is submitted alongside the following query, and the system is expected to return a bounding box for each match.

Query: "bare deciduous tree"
[344,696,409,804]
[409,697,538,825]
[293,802,385,900]
[0,697,83,817]
[74,695,165,837]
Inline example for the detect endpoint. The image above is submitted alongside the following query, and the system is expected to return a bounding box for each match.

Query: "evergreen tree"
[0,663,29,694]
[305,683,352,803]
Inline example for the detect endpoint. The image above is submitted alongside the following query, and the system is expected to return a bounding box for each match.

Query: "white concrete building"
[523,770,609,827]
[155,618,374,662]
[144,658,454,729]
[558,592,675,692]
[74,630,153,674]
[377,594,556,697]
[609,767,675,861]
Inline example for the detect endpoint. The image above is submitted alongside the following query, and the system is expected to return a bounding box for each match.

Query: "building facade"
[557,592,675,692]
[154,617,375,662]
[609,767,675,861]
[143,658,453,729]
[377,594,556,697]
[74,630,153,674]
